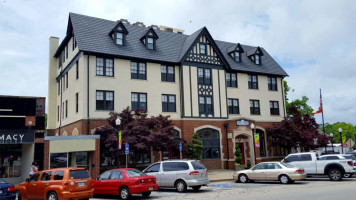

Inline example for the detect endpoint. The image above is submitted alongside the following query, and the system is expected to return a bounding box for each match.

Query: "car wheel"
[192,186,201,191]
[47,191,58,200]
[279,175,290,184]
[343,173,352,178]
[119,186,131,200]
[175,180,187,193]
[238,174,249,183]
[142,191,151,198]
[328,168,342,181]
[15,191,21,200]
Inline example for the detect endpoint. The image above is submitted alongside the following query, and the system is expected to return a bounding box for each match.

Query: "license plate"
[149,187,153,191]
[78,182,84,187]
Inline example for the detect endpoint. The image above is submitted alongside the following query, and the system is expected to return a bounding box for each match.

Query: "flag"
[312,91,323,115]
[254,133,260,147]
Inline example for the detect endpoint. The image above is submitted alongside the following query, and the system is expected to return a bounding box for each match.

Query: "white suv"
[143,160,210,192]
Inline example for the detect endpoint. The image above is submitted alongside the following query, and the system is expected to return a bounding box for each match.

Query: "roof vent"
[133,22,145,27]
[118,19,130,24]
[149,25,159,29]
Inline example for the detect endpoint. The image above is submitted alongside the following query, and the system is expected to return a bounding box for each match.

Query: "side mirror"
[142,170,146,173]
[95,177,99,180]
[26,178,30,182]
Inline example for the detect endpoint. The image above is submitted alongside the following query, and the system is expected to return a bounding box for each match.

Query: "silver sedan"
[233,162,306,184]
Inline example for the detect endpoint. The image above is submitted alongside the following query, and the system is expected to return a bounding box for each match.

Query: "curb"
[210,179,234,182]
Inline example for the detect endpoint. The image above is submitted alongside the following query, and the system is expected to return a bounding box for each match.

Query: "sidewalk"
[208,169,235,182]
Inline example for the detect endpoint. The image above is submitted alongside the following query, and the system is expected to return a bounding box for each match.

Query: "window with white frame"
[96,58,114,77]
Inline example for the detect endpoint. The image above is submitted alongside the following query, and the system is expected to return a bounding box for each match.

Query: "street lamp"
[338,127,343,154]
[116,117,121,168]
[330,133,334,154]
[250,123,257,166]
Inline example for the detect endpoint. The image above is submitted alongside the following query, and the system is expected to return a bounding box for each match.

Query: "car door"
[300,154,316,174]
[284,155,301,168]
[26,172,41,199]
[144,163,162,186]
[161,162,177,187]
[264,163,282,180]
[94,171,112,194]
[35,171,52,199]
[107,170,124,195]
[250,163,267,180]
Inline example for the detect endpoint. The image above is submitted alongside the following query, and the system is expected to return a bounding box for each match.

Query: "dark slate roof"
[58,13,288,76]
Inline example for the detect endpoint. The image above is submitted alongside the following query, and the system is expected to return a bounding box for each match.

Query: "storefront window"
[0,144,22,178]
[50,153,71,168]
[197,128,221,159]
[76,152,89,168]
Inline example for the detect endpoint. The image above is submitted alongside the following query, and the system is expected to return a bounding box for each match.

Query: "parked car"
[143,160,210,192]
[282,152,356,181]
[15,167,93,200]
[0,178,16,200]
[93,168,158,200]
[318,154,355,178]
[233,162,306,184]
[341,154,356,177]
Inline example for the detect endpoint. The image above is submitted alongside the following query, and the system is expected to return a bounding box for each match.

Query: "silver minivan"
[143,160,210,192]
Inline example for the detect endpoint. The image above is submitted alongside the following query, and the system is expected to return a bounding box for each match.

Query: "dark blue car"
[0,179,16,200]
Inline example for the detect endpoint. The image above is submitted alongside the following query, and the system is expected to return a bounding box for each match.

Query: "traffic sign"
[125,144,129,154]
[179,143,182,152]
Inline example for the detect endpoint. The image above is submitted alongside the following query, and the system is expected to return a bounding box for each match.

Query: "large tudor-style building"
[46,13,288,176]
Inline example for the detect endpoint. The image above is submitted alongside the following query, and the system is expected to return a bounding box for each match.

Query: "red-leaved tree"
[267,106,331,152]
[95,107,184,167]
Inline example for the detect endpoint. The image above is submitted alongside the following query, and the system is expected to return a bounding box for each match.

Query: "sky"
[0,0,355,125]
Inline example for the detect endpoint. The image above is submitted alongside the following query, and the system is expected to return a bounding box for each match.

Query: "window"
[29,173,40,182]
[199,96,213,115]
[96,91,114,110]
[257,129,266,157]
[191,161,206,170]
[226,73,237,87]
[72,36,75,50]
[162,162,189,172]
[131,62,146,80]
[197,128,220,159]
[69,170,89,179]
[126,169,145,177]
[136,154,151,164]
[58,53,62,68]
[147,37,154,49]
[57,81,60,96]
[270,101,279,115]
[66,45,68,59]
[250,100,260,115]
[162,94,176,112]
[255,54,260,64]
[301,154,312,161]
[65,100,68,118]
[53,171,64,180]
[75,93,78,113]
[284,155,300,162]
[110,170,123,179]
[200,43,206,54]
[234,51,240,62]
[198,68,211,85]
[40,171,52,181]
[65,72,68,88]
[131,93,147,111]
[145,163,160,173]
[116,32,124,45]
[99,171,111,180]
[62,102,64,119]
[248,75,258,89]
[268,77,277,91]
[76,61,79,80]
[161,65,175,82]
[253,163,267,170]
[57,106,59,121]
[227,99,239,114]
[96,58,114,77]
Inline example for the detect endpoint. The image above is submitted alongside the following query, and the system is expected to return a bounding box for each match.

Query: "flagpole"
[320,88,326,152]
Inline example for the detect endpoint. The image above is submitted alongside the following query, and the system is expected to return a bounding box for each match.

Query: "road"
[91,177,356,200]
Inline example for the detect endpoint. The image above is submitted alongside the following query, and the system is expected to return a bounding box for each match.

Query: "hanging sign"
[179,143,182,152]
[118,131,122,149]
[342,136,347,147]
[125,143,129,155]
[254,133,260,147]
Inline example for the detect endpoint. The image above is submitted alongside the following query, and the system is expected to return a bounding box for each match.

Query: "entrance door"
[237,143,245,165]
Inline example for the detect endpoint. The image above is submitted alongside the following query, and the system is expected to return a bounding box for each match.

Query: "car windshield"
[191,161,206,170]
[280,163,294,168]
[343,155,352,159]
[70,170,89,179]
[126,169,146,177]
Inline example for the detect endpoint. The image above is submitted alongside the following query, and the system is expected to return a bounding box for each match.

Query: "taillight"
[7,186,16,192]
[206,169,208,174]
[189,171,199,175]
[282,159,286,163]
[295,169,304,174]
[347,161,353,166]
[354,162,356,166]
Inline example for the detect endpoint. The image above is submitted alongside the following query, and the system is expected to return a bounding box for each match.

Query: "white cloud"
[0,0,355,125]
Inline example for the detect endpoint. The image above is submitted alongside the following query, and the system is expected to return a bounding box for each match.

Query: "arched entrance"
[196,128,221,159]
[235,134,249,165]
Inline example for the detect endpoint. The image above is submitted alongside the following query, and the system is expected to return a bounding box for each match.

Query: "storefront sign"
[236,120,249,126]
[0,130,35,144]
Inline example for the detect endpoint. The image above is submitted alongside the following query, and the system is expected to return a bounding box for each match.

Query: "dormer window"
[200,44,206,54]
[147,37,154,50]
[246,46,263,65]
[234,51,240,62]
[255,54,260,65]
[109,21,128,46]
[116,32,124,45]
[229,43,244,63]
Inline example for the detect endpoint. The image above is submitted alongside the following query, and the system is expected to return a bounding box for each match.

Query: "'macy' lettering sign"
[0,130,35,144]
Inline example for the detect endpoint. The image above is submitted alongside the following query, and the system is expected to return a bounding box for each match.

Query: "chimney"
[133,22,145,27]
[118,19,130,24]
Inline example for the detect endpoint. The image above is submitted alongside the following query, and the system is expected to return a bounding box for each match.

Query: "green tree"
[324,122,356,147]
[234,144,243,165]
[284,81,314,117]
[187,132,203,160]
